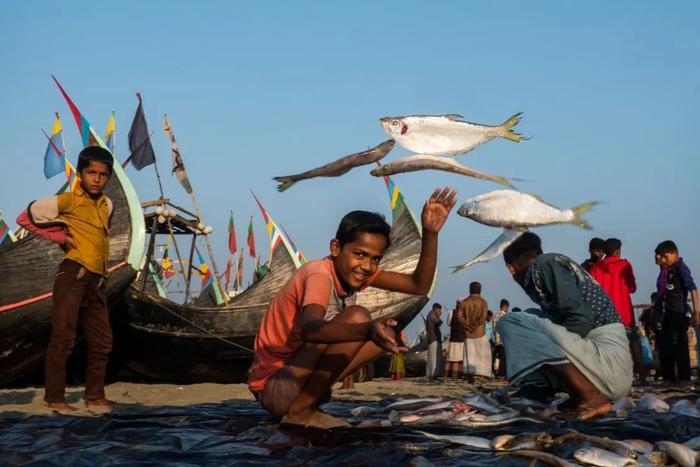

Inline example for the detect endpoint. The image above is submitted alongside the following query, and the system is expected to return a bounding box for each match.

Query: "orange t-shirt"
[247,257,380,392]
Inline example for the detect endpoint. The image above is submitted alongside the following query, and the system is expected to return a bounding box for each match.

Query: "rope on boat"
[149,298,255,354]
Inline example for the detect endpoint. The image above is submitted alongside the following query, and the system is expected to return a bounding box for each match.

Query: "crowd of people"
[423,235,698,419]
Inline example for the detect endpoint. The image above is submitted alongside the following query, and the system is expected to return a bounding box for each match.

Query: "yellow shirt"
[57,187,111,275]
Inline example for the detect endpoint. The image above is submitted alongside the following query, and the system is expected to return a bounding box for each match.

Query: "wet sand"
[0,378,493,416]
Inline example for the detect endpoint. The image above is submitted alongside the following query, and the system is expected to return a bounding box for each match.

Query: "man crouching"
[247,187,456,429]
[496,232,632,421]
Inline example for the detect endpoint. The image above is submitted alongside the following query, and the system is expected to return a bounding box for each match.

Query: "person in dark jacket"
[654,240,699,384]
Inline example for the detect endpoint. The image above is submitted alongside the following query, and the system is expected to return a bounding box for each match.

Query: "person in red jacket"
[589,238,647,383]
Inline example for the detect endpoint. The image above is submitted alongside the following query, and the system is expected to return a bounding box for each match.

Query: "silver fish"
[415,430,492,450]
[384,397,445,412]
[573,447,638,466]
[458,190,597,230]
[656,441,698,467]
[452,228,526,272]
[369,154,518,188]
[621,439,654,455]
[400,410,458,425]
[491,435,515,450]
[637,395,669,413]
[450,414,543,428]
[500,432,554,451]
[507,449,574,467]
[379,113,526,156]
[273,139,395,191]
[350,405,377,417]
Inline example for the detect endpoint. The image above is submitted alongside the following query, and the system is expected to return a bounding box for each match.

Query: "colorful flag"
[0,214,16,244]
[127,94,156,170]
[228,212,237,254]
[43,113,65,179]
[281,224,308,266]
[105,110,115,153]
[195,247,212,287]
[247,217,256,258]
[63,159,80,192]
[163,114,193,194]
[52,76,99,148]
[161,240,176,279]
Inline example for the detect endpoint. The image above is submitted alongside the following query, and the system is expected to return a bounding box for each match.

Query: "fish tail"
[273,176,296,192]
[451,262,472,273]
[571,201,598,230]
[495,175,517,189]
[498,112,526,143]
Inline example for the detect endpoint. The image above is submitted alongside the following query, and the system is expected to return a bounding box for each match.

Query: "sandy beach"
[0,378,492,417]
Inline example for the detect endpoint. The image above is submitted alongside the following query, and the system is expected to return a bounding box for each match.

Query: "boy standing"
[491,299,509,378]
[654,240,699,384]
[496,233,632,421]
[17,146,115,412]
[589,238,647,382]
[248,187,456,428]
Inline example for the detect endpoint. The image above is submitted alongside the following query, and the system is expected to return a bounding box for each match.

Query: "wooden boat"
[118,175,432,384]
[0,83,145,386]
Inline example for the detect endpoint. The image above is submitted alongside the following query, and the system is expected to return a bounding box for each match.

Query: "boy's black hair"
[503,232,543,265]
[589,237,606,251]
[655,240,678,255]
[77,146,114,175]
[432,303,442,310]
[605,238,622,256]
[487,310,493,317]
[512,307,522,312]
[650,291,658,300]
[469,281,481,294]
[500,299,509,308]
[335,210,391,248]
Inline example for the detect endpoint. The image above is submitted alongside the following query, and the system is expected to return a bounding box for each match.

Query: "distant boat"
[117,174,433,383]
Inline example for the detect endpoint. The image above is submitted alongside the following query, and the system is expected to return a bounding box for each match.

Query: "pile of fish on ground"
[2,389,699,466]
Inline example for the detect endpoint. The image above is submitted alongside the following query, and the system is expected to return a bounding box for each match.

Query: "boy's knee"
[339,305,372,324]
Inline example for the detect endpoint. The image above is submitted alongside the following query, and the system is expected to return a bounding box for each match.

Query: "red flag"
[247,217,256,258]
[228,212,237,254]
[235,249,244,290]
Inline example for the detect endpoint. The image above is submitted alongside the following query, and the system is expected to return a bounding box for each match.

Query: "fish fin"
[273,176,296,192]
[571,201,599,230]
[444,114,465,121]
[498,112,526,143]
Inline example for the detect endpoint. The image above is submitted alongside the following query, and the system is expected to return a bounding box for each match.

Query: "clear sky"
[1,1,698,342]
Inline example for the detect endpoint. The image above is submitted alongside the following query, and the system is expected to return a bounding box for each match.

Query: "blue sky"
[1,1,698,341]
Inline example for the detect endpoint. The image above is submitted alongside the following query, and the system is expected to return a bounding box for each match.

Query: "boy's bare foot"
[46,402,78,413]
[282,410,350,429]
[85,398,114,412]
[577,395,611,421]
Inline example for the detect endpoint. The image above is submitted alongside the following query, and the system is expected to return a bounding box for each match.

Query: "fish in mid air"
[369,154,520,188]
[452,228,526,273]
[273,139,395,192]
[379,113,526,156]
[458,190,597,230]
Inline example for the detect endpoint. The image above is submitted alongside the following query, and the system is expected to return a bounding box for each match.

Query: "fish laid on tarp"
[273,139,395,192]
[369,154,519,188]
[462,391,505,415]
[457,190,597,230]
[637,395,669,413]
[505,449,574,467]
[415,431,492,450]
[492,432,553,451]
[379,113,526,157]
[553,431,638,460]
[451,228,526,272]
[573,447,638,467]
[656,441,698,467]
[384,398,445,413]
[620,439,653,455]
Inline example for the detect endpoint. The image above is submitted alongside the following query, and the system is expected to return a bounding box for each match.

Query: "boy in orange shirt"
[17,146,114,413]
[248,187,456,428]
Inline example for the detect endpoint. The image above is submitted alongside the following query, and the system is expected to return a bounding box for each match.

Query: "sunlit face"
[330,232,388,291]
[656,251,679,267]
[79,160,111,197]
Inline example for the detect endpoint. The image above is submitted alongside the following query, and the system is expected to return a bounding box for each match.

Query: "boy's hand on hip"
[421,187,457,234]
[370,319,408,353]
[62,235,77,252]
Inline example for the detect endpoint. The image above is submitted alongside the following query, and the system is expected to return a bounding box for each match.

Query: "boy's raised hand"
[421,187,457,234]
[370,319,408,353]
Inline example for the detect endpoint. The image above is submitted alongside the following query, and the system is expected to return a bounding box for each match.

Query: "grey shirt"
[425,310,443,343]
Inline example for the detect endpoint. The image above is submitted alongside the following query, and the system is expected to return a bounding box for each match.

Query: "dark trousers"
[658,311,690,382]
[45,260,112,403]
[495,345,507,378]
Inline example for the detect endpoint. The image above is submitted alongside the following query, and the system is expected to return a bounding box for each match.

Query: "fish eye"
[391,120,399,127]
